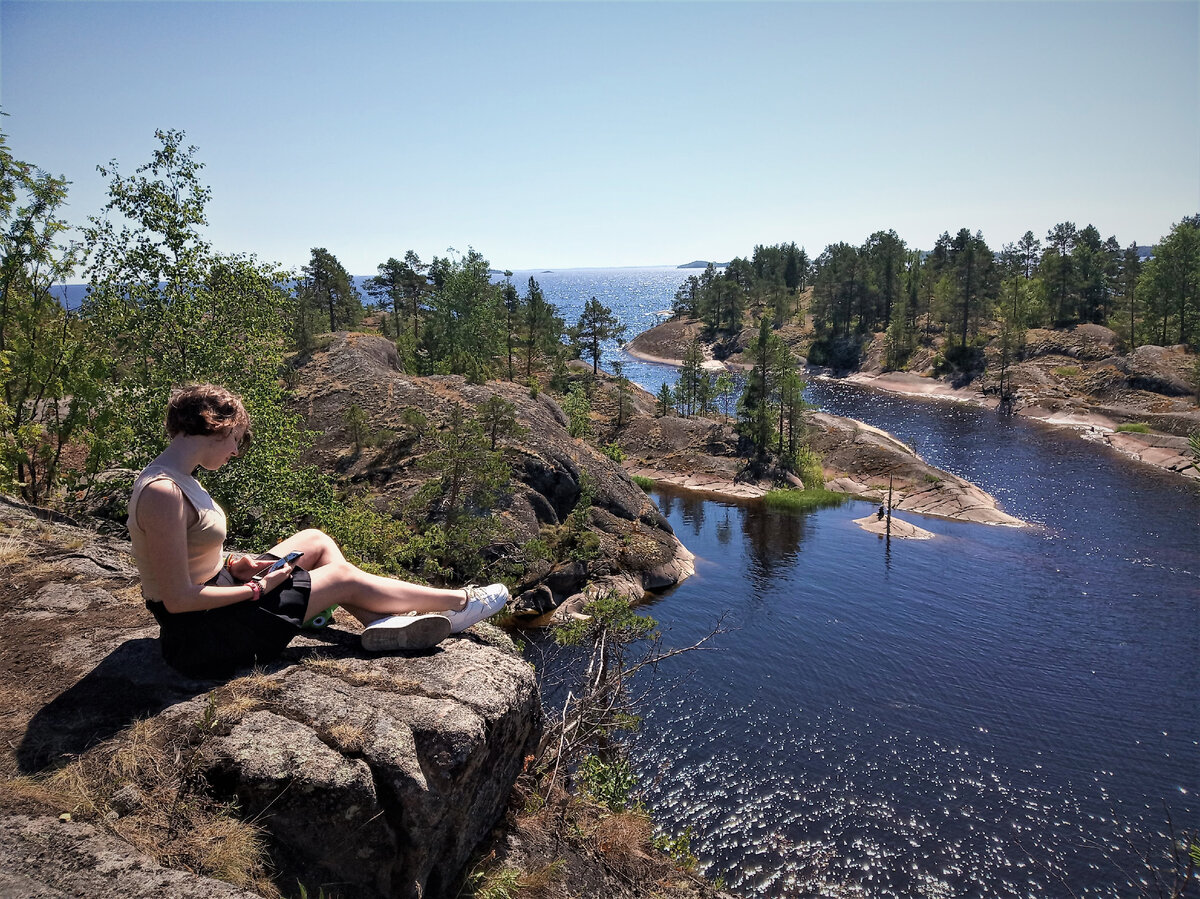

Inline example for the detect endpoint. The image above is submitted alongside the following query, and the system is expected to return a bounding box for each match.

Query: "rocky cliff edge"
[0,497,541,899]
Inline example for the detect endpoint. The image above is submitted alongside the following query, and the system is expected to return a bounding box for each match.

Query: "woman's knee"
[291,528,343,563]
[295,528,335,549]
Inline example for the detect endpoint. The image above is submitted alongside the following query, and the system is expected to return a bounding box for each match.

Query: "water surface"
[515,267,1198,896]
[624,386,1198,897]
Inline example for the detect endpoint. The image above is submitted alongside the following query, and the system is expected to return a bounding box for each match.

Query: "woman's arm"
[135,479,292,613]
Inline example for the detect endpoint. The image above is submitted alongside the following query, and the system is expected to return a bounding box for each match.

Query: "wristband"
[247,579,262,602]
[224,553,242,573]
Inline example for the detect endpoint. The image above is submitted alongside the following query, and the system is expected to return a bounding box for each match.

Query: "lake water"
[521,268,1199,897]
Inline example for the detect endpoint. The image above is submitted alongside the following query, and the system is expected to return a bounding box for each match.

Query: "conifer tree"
[523,277,563,379]
[301,247,362,335]
[423,248,503,381]
[677,339,706,417]
[655,382,674,418]
[572,296,625,376]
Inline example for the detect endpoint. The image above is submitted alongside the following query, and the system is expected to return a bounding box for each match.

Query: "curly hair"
[165,384,251,441]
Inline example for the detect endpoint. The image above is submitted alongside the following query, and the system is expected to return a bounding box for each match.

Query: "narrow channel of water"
[617,380,1196,897]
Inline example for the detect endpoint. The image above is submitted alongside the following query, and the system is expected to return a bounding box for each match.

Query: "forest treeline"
[0,127,624,581]
[672,222,1199,373]
[659,223,1197,476]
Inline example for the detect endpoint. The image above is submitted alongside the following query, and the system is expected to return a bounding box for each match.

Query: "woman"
[128,384,508,677]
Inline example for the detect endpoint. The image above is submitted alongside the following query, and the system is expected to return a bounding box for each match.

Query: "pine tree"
[301,247,362,335]
[477,394,525,450]
[678,339,706,417]
[523,277,564,379]
[572,296,625,376]
[655,382,674,418]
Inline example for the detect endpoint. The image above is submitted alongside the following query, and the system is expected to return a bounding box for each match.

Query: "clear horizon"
[3,1,1197,275]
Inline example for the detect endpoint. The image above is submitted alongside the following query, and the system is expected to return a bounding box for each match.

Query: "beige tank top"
[128,463,227,600]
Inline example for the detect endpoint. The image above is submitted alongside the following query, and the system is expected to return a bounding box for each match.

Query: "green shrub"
[1116,422,1151,434]
[631,475,655,491]
[577,754,639,812]
[563,384,592,438]
[653,825,699,872]
[399,407,428,431]
[1053,365,1081,378]
[792,445,824,489]
[602,441,625,462]
[762,488,848,512]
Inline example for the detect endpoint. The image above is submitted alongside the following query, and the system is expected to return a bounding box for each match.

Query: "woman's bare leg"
[266,528,470,624]
[264,528,347,570]
[303,561,468,622]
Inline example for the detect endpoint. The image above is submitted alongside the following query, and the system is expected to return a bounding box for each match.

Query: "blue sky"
[1,1,1197,274]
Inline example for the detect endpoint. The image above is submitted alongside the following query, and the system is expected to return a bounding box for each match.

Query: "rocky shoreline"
[834,368,1199,480]
[621,333,1027,533]
[624,319,1200,483]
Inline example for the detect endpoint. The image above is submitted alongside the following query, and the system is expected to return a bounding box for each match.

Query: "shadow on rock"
[15,626,447,774]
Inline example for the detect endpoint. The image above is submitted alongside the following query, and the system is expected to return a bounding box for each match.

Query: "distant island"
[677,260,729,269]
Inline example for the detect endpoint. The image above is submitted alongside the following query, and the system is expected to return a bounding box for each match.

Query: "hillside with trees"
[632,222,1199,482]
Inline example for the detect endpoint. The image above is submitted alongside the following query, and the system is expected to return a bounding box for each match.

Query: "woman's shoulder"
[129,469,187,533]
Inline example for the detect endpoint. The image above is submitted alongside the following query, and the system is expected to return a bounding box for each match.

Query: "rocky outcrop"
[0,497,541,899]
[0,814,267,899]
[171,635,538,899]
[289,334,695,609]
[807,412,1024,525]
[631,317,1199,482]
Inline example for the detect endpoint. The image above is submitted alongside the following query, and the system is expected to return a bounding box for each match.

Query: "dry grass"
[326,721,367,754]
[223,671,284,700]
[0,534,31,569]
[468,858,567,899]
[59,535,87,552]
[5,705,281,897]
[113,583,147,605]
[302,655,423,692]
[593,808,659,879]
[3,773,80,811]
[206,671,285,725]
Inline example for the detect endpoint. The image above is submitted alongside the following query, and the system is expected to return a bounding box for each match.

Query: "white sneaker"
[361,613,451,651]
[443,584,510,634]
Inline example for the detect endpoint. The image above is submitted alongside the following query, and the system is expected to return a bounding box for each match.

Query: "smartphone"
[267,551,304,572]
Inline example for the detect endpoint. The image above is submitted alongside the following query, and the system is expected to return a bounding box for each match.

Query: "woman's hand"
[250,561,295,596]
[226,554,264,581]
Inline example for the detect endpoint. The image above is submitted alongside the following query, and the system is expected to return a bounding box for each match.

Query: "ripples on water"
[627,480,1196,898]
[515,268,1199,897]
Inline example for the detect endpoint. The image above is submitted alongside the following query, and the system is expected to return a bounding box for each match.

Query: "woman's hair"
[165,384,251,442]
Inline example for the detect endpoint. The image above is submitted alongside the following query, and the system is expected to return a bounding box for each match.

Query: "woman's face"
[199,424,247,470]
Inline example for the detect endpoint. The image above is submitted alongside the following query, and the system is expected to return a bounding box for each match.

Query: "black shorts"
[146,553,311,679]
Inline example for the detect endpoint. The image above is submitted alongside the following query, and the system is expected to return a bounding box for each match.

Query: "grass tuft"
[0,535,32,569]
[631,475,655,492]
[762,488,848,512]
[1116,422,1151,434]
[5,706,280,897]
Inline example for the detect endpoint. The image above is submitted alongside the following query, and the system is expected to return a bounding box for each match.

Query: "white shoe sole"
[361,614,452,651]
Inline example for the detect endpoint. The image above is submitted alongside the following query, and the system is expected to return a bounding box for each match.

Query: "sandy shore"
[622,345,688,367]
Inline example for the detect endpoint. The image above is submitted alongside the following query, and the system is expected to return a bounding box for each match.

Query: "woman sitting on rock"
[128,383,508,678]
